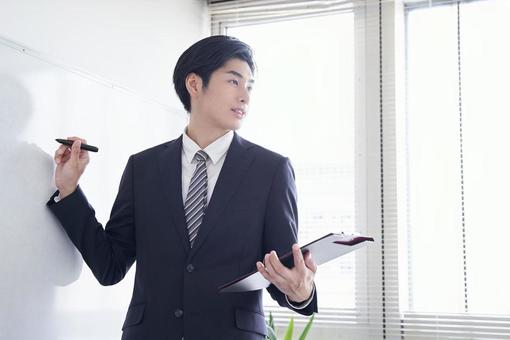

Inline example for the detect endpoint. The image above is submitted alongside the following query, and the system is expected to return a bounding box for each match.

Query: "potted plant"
[266,312,315,340]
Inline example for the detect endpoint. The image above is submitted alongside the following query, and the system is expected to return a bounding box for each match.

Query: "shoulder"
[130,136,182,162]
[235,134,294,181]
[237,134,288,165]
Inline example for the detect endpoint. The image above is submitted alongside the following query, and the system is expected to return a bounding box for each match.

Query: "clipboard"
[218,232,374,293]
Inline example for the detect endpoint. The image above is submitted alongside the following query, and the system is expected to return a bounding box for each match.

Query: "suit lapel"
[157,135,190,255]
[190,132,254,257]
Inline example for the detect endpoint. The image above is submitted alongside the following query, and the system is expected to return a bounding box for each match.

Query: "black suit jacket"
[47,132,318,340]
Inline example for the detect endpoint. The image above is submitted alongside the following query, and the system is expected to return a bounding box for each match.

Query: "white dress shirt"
[181,129,234,204]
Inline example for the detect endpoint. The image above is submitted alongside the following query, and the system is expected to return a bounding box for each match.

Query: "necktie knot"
[194,150,208,163]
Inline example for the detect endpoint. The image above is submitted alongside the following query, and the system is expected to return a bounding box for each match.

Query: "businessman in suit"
[47,35,317,340]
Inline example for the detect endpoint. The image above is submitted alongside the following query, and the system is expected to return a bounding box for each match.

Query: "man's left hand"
[256,244,317,303]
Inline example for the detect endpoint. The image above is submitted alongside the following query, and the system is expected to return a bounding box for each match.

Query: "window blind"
[208,0,510,338]
[399,0,510,338]
[209,0,355,34]
[209,1,395,338]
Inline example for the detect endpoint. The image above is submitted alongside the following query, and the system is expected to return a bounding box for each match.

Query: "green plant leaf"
[266,324,278,340]
[269,312,275,331]
[266,312,278,340]
[298,314,315,340]
[283,318,294,340]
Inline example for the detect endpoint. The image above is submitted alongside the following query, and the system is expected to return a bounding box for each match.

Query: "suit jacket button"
[186,264,194,273]
[174,309,184,318]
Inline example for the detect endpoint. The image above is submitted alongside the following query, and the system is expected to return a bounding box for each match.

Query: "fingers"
[262,253,285,282]
[256,261,270,281]
[67,136,87,144]
[256,252,288,285]
[304,251,317,273]
[265,252,289,281]
[256,246,316,301]
[258,246,306,281]
[257,260,276,284]
[292,244,306,273]
[69,137,90,162]
[70,139,82,162]
[54,136,88,165]
[54,145,68,164]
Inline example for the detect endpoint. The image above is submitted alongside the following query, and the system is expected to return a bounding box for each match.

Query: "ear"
[185,73,203,99]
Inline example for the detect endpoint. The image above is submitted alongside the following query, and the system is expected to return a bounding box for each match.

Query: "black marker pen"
[55,139,99,152]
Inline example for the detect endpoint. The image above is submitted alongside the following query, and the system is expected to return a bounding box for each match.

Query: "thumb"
[70,140,81,163]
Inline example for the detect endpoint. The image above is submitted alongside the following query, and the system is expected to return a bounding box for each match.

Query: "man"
[48,35,317,340]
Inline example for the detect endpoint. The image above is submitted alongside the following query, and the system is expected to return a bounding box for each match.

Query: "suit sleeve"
[263,157,318,315]
[46,156,136,286]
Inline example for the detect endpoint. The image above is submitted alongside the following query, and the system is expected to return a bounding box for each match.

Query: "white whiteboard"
[0,38,187,340]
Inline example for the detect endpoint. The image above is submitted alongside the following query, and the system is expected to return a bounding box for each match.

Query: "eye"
[229,79,239,86]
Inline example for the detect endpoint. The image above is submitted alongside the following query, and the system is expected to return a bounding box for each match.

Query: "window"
[405,0,510,314]
[212,0,510,338]
[399,0,510,337]
[228,12,356,312]
[210,1,364,334]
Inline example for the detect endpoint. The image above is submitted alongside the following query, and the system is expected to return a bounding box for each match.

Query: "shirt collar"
[182,129,234,165]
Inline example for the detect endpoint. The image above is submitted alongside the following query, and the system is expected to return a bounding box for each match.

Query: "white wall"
[0,1,208,339]
[0,0,208,108]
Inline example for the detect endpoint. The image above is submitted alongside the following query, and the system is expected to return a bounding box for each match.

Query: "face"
[188,58,254,132]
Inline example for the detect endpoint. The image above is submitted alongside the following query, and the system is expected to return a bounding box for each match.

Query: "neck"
[186,115,230,149]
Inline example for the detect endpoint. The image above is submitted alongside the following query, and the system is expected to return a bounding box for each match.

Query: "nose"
[239,87,250,104]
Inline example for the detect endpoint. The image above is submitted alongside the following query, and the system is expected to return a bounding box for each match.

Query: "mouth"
[231,108,246,119]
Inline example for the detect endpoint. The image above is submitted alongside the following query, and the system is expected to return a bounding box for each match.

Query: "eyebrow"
[226,70,255,84]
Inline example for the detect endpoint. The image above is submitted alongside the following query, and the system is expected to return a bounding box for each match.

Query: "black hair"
[173,35,255,113]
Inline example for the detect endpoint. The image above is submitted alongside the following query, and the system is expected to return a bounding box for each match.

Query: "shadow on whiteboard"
[0,74,83,340]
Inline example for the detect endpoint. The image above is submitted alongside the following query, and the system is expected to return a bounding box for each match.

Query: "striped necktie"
[185,150,209,247]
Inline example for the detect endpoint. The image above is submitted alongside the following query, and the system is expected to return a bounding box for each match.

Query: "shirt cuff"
[285,282,316,310]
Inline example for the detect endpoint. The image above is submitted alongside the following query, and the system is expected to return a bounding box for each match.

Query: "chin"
[231,122,242,130]
[214,115,243,132]
[231,122,243,131]
[223,120,243,131]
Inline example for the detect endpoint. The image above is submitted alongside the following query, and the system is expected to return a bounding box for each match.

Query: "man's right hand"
[54,136,90,199]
